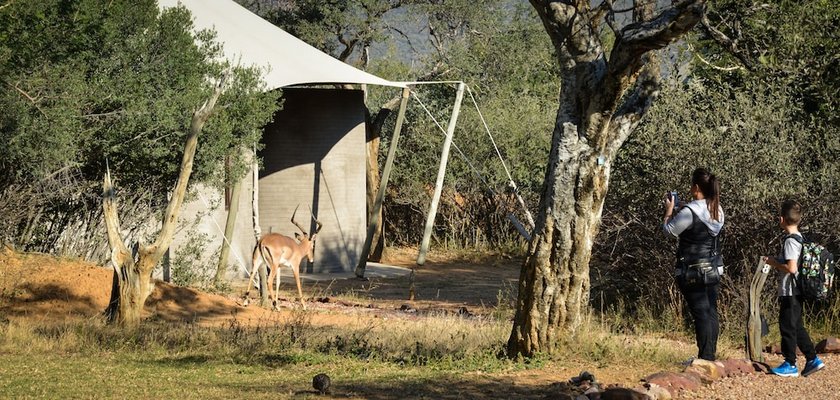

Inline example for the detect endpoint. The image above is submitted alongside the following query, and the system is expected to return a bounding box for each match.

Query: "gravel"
[682,354,839,400]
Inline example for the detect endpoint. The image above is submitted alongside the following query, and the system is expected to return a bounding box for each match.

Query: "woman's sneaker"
[803,356,826,377]
[771,361,800,377]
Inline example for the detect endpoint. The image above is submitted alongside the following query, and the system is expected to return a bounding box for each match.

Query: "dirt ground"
[8,247,832,399]
[0,247,517,324]
[0,247,663,394]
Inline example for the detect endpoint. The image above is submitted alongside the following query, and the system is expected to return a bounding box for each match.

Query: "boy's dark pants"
[678,280,719,361]
[779,295,816,364]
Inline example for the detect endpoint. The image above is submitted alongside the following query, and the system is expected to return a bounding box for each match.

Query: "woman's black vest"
[677,208,723,266]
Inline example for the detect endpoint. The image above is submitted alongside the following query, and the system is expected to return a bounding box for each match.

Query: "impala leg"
[291,260,306,310]
[273,262,282,311]
[266,263,278,311]
[243,248,262,305]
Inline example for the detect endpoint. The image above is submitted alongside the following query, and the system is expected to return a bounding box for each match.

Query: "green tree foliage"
[241,0,405,64]
[593,0,840,327]
[0,0,277,255]
[367,2,556,248]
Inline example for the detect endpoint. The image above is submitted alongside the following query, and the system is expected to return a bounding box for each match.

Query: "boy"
[764,200,825,377]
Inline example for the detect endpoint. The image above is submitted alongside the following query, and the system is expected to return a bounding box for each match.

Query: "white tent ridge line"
[157,0,406,89]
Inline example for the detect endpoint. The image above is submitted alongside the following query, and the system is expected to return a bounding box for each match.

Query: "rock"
[683,359,725,383]
[752,361,771,374]
[642,372,701,397]
[399,304,416,312]
[570,371,597,385]
[312,373,331,395]
[635,383,671,400]
[599,387,650,400]
[719,359,755,377]
[584,384,603,395]
[816,337,840,353]
[764,343,803,355]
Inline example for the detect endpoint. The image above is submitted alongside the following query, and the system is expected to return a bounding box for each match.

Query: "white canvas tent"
[157,0,511,283]
[157,0,406,90]
[157,0,415,281]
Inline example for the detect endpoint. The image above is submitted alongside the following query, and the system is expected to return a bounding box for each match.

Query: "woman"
[663,167,725,361]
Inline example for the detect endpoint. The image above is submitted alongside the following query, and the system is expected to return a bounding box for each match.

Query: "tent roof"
[158,0,406,90]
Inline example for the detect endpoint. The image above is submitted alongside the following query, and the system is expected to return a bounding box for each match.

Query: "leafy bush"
[0,0,277,258]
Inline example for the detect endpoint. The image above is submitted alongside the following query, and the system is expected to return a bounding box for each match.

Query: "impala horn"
[290,204,307,235]
[308,206,323,237]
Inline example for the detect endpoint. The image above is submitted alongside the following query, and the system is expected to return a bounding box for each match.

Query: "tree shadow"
[1,283,101,317]
[212,375,569,400]
[144,282,245,323]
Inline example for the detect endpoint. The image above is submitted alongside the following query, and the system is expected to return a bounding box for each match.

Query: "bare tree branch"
[687,42,744,71]
[529,0,604,65]
[102,162,131,270]
[616,0,705,55]
[700,12,755,71]
[336,29,358,63]
[609,60,661,154]
[148,70,229,264]
[3,79,46,117]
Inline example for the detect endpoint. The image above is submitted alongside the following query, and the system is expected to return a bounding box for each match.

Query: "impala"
[244,206,322,309]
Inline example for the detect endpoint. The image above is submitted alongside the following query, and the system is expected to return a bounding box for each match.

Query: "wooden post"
[162,193,172,282]
[252,144,262,240]
[417,82,466,266]
[354,87,411,278]
[747,256,771,362]
[214,175,242,287]
[250,145,267,306]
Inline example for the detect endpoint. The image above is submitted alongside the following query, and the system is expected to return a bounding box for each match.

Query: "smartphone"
[669,191,679,209]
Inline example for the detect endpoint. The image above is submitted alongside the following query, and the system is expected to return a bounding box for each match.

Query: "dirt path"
[683,354,840,400]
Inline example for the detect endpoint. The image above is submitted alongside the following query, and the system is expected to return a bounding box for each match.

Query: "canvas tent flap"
[157,0,406,89]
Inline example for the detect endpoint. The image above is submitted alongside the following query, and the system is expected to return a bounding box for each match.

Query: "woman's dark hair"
[692,167,721,221]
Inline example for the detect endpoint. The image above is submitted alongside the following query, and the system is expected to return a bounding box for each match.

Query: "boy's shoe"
[803,356,826,377]
[771,361,800,377]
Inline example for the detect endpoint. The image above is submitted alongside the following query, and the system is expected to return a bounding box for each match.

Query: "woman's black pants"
[678,279,719,361]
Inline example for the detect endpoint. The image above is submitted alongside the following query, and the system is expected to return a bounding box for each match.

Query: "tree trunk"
[104,252,157,327]
[508,0,706,358]
[365,97,400,262]
[102,73,228,326]
[215,174,242,287]
[365,130,385,261]
[508,121,610,354]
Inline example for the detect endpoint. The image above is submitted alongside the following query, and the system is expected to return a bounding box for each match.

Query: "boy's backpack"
[786,234,836,301]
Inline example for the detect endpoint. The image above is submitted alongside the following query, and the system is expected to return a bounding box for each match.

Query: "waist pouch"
[679,259,720,288]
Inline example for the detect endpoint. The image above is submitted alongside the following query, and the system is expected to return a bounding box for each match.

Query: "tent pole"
[354,87,411,278]
[417,82,466,266]
[250,144,268,306]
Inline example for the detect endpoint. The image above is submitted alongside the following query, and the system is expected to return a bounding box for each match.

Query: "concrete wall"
[169,87,366,281]
[166,166,257,282]
[258,88,367,273]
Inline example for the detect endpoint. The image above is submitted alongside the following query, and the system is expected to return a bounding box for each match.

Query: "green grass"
[0,306,722,399]
[0,350,469,399]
